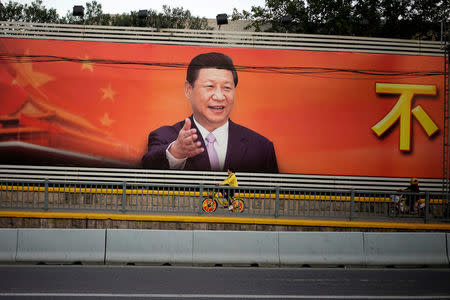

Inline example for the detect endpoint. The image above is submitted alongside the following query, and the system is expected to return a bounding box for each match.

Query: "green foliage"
[109,5,211,30]
[232,0,450,39]
[0,1,211,30]
[0,1,25,22]
[1,0,58,23]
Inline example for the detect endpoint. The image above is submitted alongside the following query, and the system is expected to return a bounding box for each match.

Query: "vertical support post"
[199,184,204,214]
[121,181,127,213]
[441,21,450,219]
[44,179,49,211]
[275,186,280,218]
[425,191,430,223]
[349,189,355,221]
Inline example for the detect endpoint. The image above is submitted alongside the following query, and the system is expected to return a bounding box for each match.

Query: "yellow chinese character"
[372,83,439,151]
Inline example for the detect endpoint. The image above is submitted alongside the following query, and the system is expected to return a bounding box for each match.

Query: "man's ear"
[184,81,192,99]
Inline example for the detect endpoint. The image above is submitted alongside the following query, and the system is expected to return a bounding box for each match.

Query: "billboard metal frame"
[0,21,444,56]
[0,21,447,195]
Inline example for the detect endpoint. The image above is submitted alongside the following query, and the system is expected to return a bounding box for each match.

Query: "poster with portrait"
[0,37,443,178]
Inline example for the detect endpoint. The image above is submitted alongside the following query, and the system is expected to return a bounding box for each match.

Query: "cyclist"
[405,177,420,214]
[398,177,420,214]
[219,168,238,211]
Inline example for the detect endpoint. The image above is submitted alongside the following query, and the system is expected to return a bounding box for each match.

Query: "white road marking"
[0,293,449,299]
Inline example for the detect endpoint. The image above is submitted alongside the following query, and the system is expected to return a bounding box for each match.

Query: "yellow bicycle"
[202,189,245,213]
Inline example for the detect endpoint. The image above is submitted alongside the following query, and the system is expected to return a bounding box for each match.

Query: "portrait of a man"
[142,52,278,173]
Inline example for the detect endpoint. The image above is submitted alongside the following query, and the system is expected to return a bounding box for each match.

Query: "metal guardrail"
[0,21,444,56]
[0,165,444,192]
[1,179,448,223]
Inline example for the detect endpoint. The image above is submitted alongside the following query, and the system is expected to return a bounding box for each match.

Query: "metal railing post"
[44,179,49,211]
[425,191,430,223]
[447,192,450,219]
[275,186,280,218]
[349,189,355,221]
[121,181,127,213]
[199,184,204,214]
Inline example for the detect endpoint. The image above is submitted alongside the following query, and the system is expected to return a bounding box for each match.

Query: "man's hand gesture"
[169,118,204,159]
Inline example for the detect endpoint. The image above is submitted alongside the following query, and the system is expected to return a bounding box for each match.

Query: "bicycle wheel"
[231,199,245,213]
[202,198,217,213]
[389,204,399,217]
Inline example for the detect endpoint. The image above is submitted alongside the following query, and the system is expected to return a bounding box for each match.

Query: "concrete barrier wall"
[15,229,105,263]
[0,229,17,262]
[364,232,448,266]
[279,232,365,266]
[193,231,279,265]
[106,229,193,264]
[1,229,449,266]
[447,233,450,264]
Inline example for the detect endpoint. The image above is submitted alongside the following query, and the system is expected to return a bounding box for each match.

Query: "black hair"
[186,52,238,87]
[228,167,235,173]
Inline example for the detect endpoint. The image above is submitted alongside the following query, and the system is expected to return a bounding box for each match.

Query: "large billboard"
[0,37,444,178]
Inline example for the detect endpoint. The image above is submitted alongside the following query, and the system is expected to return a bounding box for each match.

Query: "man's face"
[185,68,235,132]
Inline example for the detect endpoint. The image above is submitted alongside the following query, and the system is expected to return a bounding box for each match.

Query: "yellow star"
[12,50,54,88]
[101,83,116,101]
[79,55,94,72]
[100,112,115,127]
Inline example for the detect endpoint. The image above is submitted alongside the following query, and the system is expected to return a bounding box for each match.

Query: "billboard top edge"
[0,21,443,57]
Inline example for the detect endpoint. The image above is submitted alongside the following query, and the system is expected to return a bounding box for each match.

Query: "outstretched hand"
[169,118,204,159]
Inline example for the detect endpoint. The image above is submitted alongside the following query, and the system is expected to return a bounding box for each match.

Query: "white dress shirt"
[166,117,229,170]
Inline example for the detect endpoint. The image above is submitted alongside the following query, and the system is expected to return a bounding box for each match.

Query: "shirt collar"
[193,117,229,147]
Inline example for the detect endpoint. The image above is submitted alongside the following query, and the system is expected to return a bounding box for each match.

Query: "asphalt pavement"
[0,265,449,299]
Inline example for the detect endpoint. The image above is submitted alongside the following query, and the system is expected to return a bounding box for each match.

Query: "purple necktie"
[206,133,220,171]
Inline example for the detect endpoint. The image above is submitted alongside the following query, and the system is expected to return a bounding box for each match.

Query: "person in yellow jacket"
[219,168,238,211]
